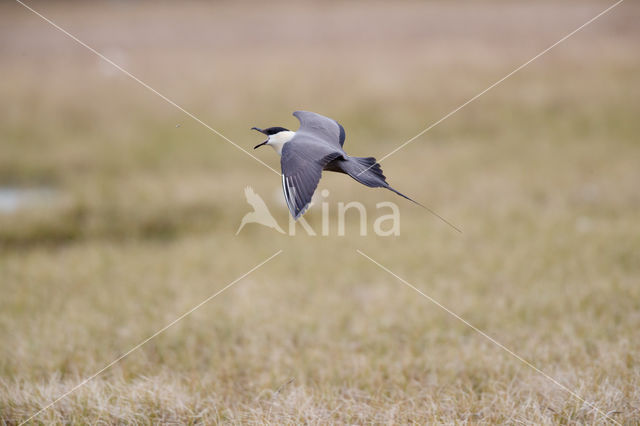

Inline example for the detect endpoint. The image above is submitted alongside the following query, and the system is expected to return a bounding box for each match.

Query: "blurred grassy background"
[1,0,639,423]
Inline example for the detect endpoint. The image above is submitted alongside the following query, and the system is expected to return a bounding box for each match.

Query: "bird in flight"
[252,111,454,228]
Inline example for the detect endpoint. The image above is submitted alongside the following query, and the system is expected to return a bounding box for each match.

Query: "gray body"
[255,111,421,220]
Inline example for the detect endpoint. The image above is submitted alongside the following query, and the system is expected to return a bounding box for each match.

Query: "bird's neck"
[268,131,296,156]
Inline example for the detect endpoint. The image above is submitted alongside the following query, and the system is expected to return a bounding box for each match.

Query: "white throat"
[268,131,296,156]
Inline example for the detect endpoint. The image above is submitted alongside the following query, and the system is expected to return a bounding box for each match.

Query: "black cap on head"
[251,126,289,135]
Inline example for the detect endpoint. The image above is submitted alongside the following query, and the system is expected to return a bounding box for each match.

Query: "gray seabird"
[252,110,428,221]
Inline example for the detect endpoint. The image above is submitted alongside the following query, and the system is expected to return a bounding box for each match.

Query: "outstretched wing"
[293,111,346,148]
[281,141,342,219]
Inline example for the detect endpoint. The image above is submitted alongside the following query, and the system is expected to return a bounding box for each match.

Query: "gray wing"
[293,111,346,148]
[281,139,343,219]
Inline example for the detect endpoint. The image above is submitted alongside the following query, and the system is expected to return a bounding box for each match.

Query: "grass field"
[1,0,639,423]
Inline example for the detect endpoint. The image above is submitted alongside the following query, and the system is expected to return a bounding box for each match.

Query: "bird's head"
[251,126,290,149]
[251,126,295,156]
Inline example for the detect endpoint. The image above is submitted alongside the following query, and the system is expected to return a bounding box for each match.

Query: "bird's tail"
[345,156,418,201]
[344,156,388,188]
[344,156,462,233]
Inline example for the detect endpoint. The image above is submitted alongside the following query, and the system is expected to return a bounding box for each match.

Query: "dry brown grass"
[1,0,639,424]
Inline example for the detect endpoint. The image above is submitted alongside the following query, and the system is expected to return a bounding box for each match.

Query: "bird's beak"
[254,140,268,149]
[251,127,268,149]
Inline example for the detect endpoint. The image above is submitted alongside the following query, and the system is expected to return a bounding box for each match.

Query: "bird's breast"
[268,131,296,156]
